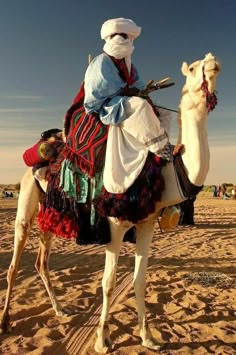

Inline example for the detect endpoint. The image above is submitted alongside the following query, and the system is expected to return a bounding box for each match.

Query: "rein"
[155,105,179,113]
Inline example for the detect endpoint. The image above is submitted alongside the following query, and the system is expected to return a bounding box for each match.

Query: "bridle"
[156,61,218,114]
[200,64,218,112]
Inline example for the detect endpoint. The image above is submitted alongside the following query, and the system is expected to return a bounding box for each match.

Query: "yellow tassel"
[38,142,54,160]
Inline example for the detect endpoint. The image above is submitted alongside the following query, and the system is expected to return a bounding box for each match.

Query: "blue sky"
[0,0,235,184]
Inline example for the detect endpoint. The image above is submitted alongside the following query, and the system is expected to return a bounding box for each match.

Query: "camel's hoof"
[55,308,71,317]
[94,338,113,354]
[142,338,160,351]
[94,344,109,354]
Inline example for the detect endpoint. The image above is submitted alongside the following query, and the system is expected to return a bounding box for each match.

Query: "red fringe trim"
[62,146,95,178]
[37,205,79,239]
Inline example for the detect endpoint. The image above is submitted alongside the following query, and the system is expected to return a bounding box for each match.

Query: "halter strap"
[201,65,218,112]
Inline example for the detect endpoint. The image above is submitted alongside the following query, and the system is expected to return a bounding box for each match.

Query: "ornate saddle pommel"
[139,77,175,97]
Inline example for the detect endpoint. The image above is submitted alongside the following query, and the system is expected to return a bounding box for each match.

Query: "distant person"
[223,193,230,200]
[221,183,231,199]
[232,186,236,200]
[222,184,226,193]
[221,184,231,200]
[217,185,221,197]
[212,185,217,197]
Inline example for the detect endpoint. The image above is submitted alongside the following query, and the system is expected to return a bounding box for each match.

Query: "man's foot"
[173,143,184,156]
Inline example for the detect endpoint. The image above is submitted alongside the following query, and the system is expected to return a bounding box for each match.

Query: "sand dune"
[0,192,235,354]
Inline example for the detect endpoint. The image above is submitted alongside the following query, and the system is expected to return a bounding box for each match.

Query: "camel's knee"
[35,233,52,274]
[15,218,32,238]
[35,250,49,274]
[98,320,109,333]
[7,264,15,279]
[104,285,115,298]
[102,267,116,297]
[7,264,18,284]
[103,279,115,297]
[35,259,48,274]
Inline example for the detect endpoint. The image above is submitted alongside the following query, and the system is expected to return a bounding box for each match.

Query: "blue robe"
[84,53,145,125]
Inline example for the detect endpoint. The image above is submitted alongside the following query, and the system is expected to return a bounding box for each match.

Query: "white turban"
[101,18,141,40]
[101,18,141,74]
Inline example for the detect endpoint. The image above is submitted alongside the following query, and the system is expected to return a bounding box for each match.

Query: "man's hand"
[120,87,140,97]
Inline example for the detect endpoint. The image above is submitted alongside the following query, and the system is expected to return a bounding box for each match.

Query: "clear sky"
[0,0,235,185]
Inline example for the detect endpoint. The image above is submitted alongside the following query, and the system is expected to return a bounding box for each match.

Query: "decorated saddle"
[25,56,167,244]
[63,82,109,178]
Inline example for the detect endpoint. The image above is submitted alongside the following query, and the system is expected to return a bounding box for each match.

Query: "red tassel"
[37,205,79,239]
[62,146,95,178]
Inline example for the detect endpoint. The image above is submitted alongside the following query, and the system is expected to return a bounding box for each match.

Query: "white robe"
[103,97,171,193]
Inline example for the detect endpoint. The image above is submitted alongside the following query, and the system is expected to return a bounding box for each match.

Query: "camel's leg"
[94,220,126,354]
[35,231,67,316]
[134,220,160,351]
[0,169,42,333]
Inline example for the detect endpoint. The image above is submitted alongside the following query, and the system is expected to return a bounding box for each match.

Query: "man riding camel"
[84,17,174,194]
[37,17,181,244]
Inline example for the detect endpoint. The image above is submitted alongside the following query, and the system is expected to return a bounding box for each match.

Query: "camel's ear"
[181,62,188,76]
[88,54,92,64]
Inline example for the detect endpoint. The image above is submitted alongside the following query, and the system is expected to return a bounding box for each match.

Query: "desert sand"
[0,191,235,354]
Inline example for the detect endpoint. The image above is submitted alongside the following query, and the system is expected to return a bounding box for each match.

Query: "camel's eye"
[189,67,194,72]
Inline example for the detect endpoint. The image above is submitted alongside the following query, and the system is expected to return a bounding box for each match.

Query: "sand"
[0,192,235,354]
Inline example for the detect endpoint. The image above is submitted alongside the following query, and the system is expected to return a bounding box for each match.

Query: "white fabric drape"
[103,35,134,74]
[103,97,171,193]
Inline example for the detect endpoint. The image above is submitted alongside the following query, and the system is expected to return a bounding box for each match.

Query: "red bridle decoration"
[201,65,218,112]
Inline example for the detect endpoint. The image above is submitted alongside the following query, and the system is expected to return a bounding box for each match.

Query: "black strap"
[41,128,62,140]
[174,153,203,198]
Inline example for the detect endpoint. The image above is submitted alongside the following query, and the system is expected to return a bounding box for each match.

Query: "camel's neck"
[178,90,210,186]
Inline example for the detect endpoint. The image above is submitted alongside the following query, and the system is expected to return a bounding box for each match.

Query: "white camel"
[0,53,220,353]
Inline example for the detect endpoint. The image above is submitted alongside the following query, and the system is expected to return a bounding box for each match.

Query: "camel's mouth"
[205,63,221,73]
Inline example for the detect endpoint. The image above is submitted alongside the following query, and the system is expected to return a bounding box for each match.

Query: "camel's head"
[181,53,221,95]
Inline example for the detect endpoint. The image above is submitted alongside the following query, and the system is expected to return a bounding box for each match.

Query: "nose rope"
[201,65,218,112]
[155,105,179,113]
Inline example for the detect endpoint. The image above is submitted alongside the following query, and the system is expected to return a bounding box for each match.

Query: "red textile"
[108,56,135,85]
[38,204,79,239]
[23,141,47,167]
[72,81,85,105]
[63,106,108,178]
[63,54,136,178]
